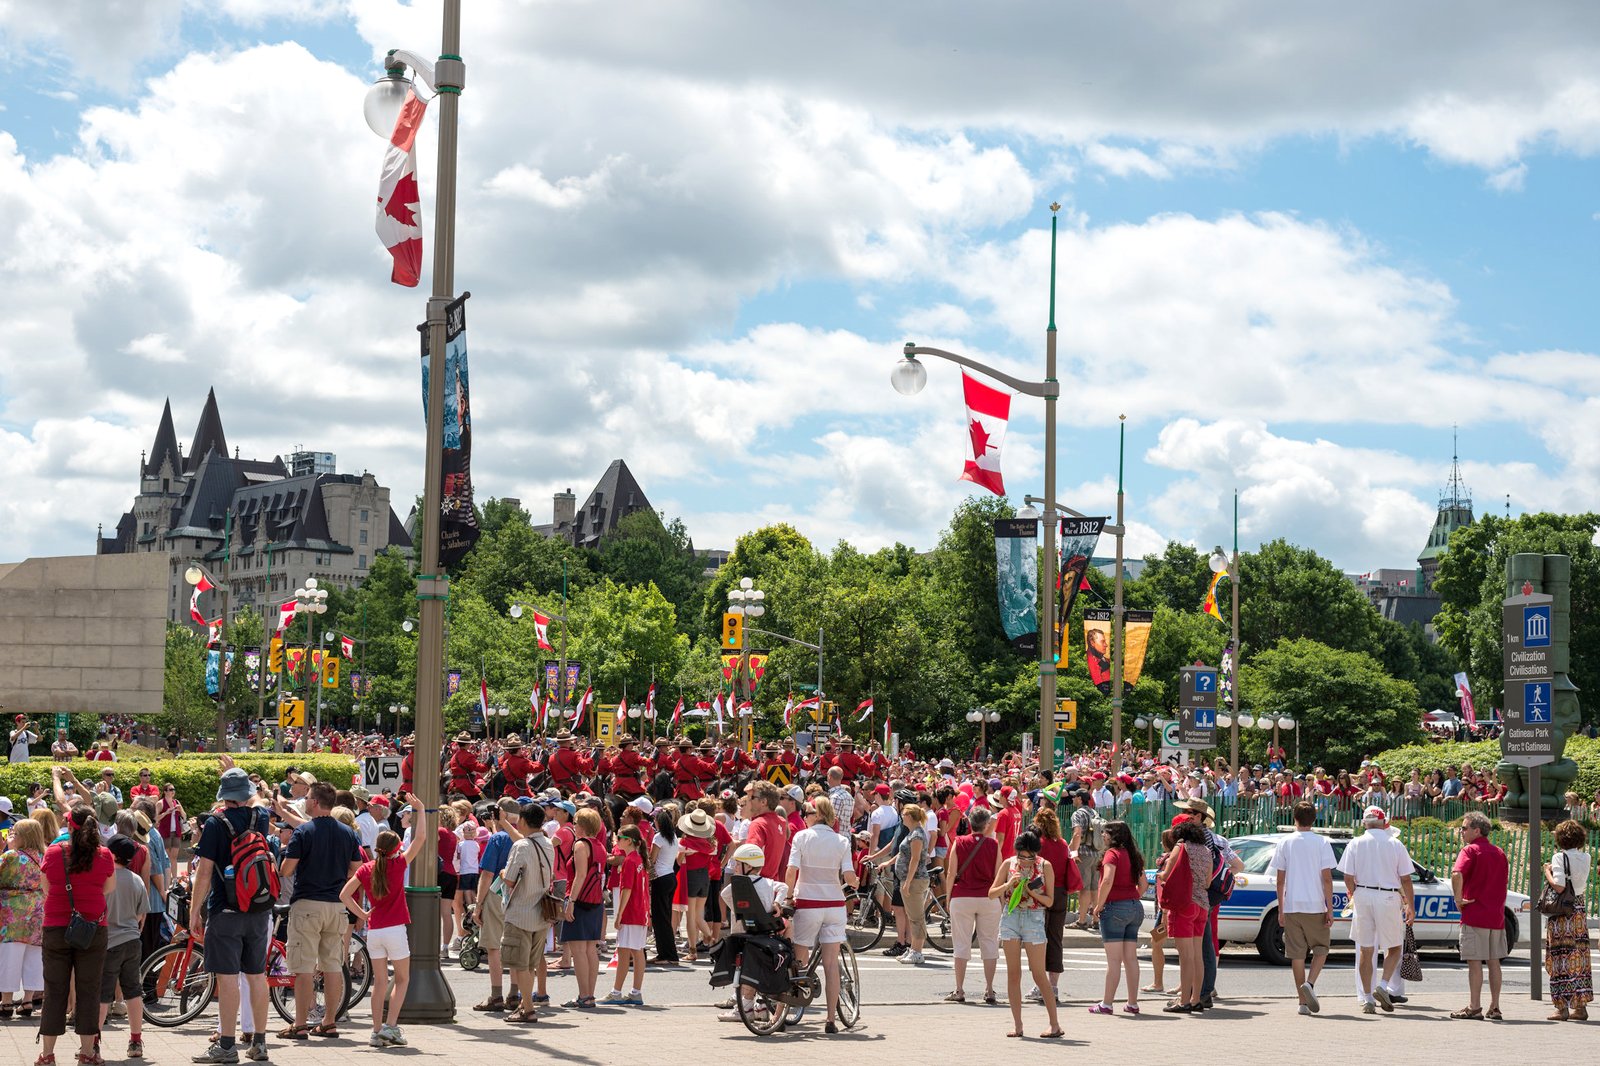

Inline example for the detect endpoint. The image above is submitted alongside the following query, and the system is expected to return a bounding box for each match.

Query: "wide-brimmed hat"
[617,734,637,747]
[553,730,577,744]
[503,734,525,749]
[677,809,716,838]
[838,736,855,747]
[453,731,473,744]
[761,743,781,753]
[654,737,672,746]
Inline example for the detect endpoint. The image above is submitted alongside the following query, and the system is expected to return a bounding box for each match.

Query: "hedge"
[0,754,360,824]
[1373,736,1600,800]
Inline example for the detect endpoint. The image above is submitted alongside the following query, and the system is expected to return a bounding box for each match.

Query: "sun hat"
[350,784,372,804]
[677,809,716,838]
[93,792,119,822]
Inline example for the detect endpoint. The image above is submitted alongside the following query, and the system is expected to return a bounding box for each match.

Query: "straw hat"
[677,808,716,838]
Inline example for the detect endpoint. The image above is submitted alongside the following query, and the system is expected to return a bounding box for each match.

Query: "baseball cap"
[628,796,655,814]
[93,791,119,822]
[873,784,891,797]
[369,794,391,809]
[555,800,577,817]
[786,785,804,802]
[0,796,12,813]
[1363,805,1389,823]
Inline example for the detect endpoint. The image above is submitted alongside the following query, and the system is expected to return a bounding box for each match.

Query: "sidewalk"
[6,994,1590,1064]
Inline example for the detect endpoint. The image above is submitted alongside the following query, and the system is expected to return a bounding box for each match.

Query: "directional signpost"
[1178,664,1219,748]
[1503,586,1556,1001]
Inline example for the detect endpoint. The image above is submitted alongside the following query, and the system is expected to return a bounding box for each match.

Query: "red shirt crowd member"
[744,781,792,880]
[654,739,679,778]
[400,738,416,795]
[717,744,757,778]
[547,732,595,791]
[497,735,540,798]
[447,733,488,798]
[605,736,651,798]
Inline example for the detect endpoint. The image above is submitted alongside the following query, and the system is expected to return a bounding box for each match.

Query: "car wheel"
[1502,909,1519,956]
[1256,910,1288,966]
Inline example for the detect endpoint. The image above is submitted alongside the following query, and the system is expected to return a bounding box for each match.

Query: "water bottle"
[224,865,235,880]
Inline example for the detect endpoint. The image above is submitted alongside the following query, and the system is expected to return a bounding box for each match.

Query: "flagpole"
[1040,202,1061,766]
[1110,416,1126,764]
[1229,489,1241,772]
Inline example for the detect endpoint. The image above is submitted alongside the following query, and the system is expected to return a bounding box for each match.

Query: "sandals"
[943,990,965,1003]
[1449,1007,1483,1020]
[310,1023,340,1037]
[473,995,506,1012]
[19,996,41,1018]
[1,1005,14,1020]
[1140,984,1166,993]
[983,991,998,1005]
[76,1052,104,1066]
[505,1008,540,1024]
[34,1056,55,1066]
[277,1025,310,1040]
[1040,1029,1064,1039]
[1485,1008,1503,1021]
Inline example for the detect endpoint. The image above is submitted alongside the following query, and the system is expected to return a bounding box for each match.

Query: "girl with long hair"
[1086,821,1147,1015]
[38,804,114,1066]
[1029,805,1081,1004]
[342,827,427,1047]
[990,830,1062,1039]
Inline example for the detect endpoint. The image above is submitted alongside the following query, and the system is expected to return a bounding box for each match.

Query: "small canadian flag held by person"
[959,372,1011,497]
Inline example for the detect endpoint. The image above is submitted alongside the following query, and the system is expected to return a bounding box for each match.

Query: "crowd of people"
[0,715,1595,1062]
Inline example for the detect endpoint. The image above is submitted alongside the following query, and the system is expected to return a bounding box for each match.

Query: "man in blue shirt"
[278,781,362,1036]
[472,798,519,1012]
[189,766,273,1063]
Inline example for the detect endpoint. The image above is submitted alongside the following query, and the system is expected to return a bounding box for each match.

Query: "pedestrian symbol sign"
[1524,681,1552,724]
[1524,605,1551,648]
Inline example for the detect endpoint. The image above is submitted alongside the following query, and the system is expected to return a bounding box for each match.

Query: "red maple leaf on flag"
[386,171,420,226]
[969,418,991,457]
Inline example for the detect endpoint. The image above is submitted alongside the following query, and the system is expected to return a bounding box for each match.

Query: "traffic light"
[321,658,341,689]
[267,637,283,674]
[722,611,743,649]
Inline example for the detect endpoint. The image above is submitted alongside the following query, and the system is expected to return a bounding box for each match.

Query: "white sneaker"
[1025,987,1044,1003]
[381,1025,406,1046]
[600,990,628,1004]
[448,937,462,953]
[1300,982,1320,1014]
[1361,1001,1377,1015]
[718,1009,745,1022]
[1297,1004,1311,1016]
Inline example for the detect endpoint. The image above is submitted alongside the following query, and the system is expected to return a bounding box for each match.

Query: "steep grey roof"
[167,452,245,537]
[145,400,180,477]
[388,509,413,550]
[570,459,652,548]
[185,388,229,473]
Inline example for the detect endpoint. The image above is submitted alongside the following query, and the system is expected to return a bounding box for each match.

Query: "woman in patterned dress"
[1544,819,1592,1021]
[0,819,48,1018]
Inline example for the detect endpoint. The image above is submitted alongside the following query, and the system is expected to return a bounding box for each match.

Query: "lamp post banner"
[1122,610,1154,686]
[446,670,462,695]
[205,650,235,697]
[992,518,1039,654]
[419,293,481,568]
[1056,517,1106,664]
[1083,608,1153,693]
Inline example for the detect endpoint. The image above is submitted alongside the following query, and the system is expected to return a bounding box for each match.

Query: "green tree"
[1435,512,1600,725]
[456,519,594,615]
[597,510,708,635]
[478,496,531,535]
[1239,539,1381,658]
[1240,638,1423,770]
[568,579,690,702]
[1130,542,1214,613]
[161,624,214,739]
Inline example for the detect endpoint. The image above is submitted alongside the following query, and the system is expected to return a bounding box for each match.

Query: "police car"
[1142,831,1530,965]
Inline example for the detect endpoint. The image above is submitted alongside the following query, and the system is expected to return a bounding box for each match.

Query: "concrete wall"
[0,553,167,715]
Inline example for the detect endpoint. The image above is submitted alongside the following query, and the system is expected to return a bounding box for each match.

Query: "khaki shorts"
[501,923,538,970]
[1282,911,1331,959]
[287,900,347,974]
[478,888,506,950]
[1459,924,1508,961]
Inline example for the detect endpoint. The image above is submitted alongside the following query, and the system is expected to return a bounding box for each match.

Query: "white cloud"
[1487,161,1528,192]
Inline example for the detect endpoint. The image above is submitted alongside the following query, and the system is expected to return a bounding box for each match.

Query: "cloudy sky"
[2,2,1597,571]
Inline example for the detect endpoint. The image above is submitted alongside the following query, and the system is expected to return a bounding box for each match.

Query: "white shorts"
[615,925,647,951]
[790,906,846,948]
[365,925,411,961]
[1350,889,1403,950]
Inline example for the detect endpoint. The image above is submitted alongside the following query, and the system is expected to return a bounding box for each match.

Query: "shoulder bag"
[535,842,564,924]
[61,848,100,950]
[1538,852,1577,918]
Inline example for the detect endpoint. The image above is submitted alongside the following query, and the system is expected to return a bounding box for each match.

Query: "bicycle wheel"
[733,966,788,1036]
[344,935,373,1013]
[139,942,215,1028]
[836,942,861,1029]
[923,895,953,954]
[269,948,358,1024]
[845,896,886,952]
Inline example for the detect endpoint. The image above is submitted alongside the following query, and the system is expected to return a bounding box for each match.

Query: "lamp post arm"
[903,345,1059,399]
[744,626,821,652]
[1021,495,1125,535]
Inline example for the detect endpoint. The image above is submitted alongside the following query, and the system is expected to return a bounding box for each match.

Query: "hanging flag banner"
[1454,671,1477,726]
[205,650,235,697]
[243,648,262,692]
[1056,517,1106,663]
[1123,610,1154,686]
[447,670,462,696]
[420,293,481,568]
[721,655,739,683]
[340,636,356,660]
[747,653,768,687]
[993,518,1039,655]
[1083,609,1115,695]
[285,646,307,683]
[543,661,562,702]
[1203,569,1227,620]
[565,662,583,704]
[1221,643,1235,709]
[960,372,1011,496]
[374,87,427,286]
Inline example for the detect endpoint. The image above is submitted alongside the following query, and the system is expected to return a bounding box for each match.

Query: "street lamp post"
[966,707,1001,761]
[363,0,465,1021]
[287,580,328,753]
[1210,508,1239,771]
[895,204,1064,764]
[727,578,765,747]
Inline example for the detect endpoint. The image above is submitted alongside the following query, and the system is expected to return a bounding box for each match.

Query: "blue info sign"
[1524,681,1553,724]
[1523,605,1551,649]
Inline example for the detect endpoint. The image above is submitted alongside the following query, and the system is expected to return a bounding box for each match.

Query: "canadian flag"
[537,691,551,731]
[959,371,1011,497]
[884,713,892,748]
[645,683,657,719]
[340,636,355,660]
[855,697,874,722]
[572,686,593,729]
[737,700,753,718]
[479,678,490,722]
[531,611,552,651]
[617,697,629,720]
[782,694,796,728]
[276,600,297,633]
[375,88,428,287]
[796,694,821,711]
[529,683,540,721]
[189,574,220,631]
[671,697,684,727]
[688,701,710,718]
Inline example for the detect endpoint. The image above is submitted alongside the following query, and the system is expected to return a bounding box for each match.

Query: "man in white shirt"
[1337,806,1415,1014]
[352,786,382,849]
[1269,801,1336,1015]
[865,786,900,853]
[8,715,39,764]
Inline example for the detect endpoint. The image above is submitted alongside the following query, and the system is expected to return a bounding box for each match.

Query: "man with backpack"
[189,765,279,1064]
[278,780,363,1039]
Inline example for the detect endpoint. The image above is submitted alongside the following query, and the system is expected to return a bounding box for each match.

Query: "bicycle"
[844,864,891,951]
[457,911,481,971]
[141,881,371,1028]
[731,923,860,1035]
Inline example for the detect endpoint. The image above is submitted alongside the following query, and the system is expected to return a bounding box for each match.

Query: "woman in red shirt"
[341,826,426,1047]
[676,809,717,963]
[940,806,1001,1004]
[39,804,115,1066]
[1085,821,1148,1015]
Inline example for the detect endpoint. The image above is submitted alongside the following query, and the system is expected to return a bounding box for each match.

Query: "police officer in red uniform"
[496,734,540,798]
[447,731,489,798]
[756,743,788,781]
[777,738,801,772]
[717,741,758,779]
[672,739,714,799]
[834,736,867,784]
[605,735,651,799]
[547,730,594,792]
[653,737,678,776]
[863,740,891,781]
